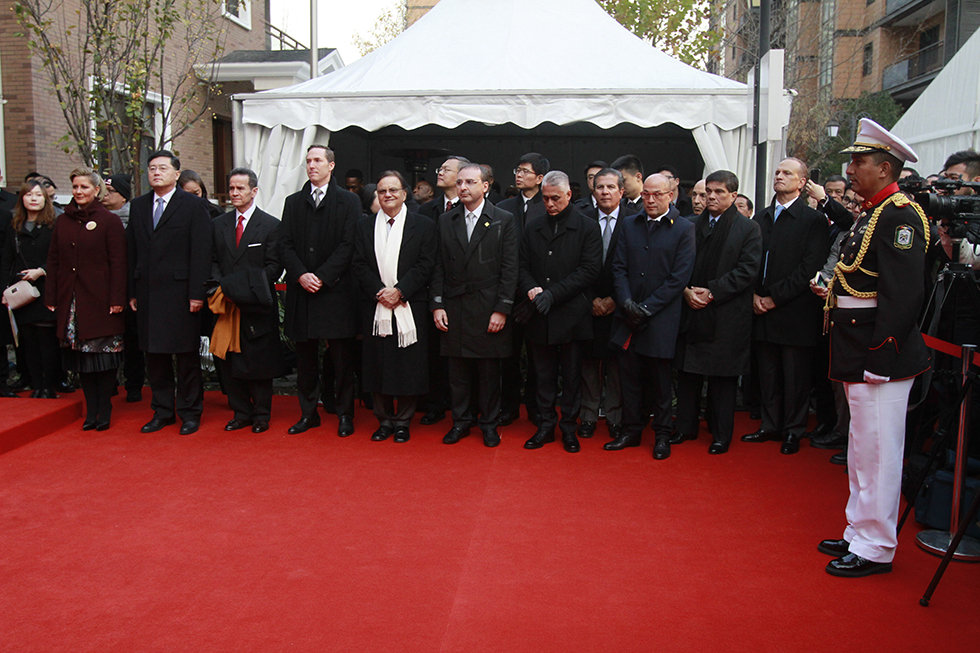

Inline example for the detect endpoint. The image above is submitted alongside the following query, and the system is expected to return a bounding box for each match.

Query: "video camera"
[901,178,980,245]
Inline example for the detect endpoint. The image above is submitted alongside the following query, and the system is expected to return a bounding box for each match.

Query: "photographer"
[819,119,931,578]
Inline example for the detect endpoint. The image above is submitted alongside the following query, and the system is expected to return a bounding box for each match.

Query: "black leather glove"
[623,298,652,330]
[511,298,536,325]
[533,289,555,315]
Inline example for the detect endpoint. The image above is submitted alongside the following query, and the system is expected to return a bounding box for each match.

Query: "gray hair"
[458,163,489,183]
[542,170,570,191]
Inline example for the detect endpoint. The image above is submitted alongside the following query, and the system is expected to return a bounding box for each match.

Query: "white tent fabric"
[237,0,775,216]
[892,28,980,175]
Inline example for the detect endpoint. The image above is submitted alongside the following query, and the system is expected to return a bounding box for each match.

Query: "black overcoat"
[211,208,286,381]
[519,205,602,346]
[1,219,55,325]
[128,187,213,353]
[279,180,360,341]
[751,197,830,347]
[610,206,696,359]
[583,200,626,359]
[430,202,518,358]
[352,211,437,395]
[674,205,762,376]
[0,208,11,345]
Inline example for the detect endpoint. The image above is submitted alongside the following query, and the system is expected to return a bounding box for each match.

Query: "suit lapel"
[451,206,468,252]
[233,214,262,262]
[465,208,492,259]
[154,191,182,231]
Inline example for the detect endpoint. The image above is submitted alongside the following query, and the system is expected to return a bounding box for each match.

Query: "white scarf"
[373,205,417,347]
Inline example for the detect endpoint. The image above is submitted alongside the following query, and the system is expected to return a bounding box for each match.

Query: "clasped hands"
[527,287,554,315]
[376,286,404,310]
[622,298,652,330]
[684,286,712,310]
[752,293,776,315]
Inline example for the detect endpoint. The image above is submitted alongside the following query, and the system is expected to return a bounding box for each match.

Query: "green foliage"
[596,0,719,68]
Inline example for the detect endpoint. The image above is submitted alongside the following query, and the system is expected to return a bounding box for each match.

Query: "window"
[223,0,251,30]
[862,43,873,77]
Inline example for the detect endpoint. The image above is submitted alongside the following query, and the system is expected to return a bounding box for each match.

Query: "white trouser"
[842,378,914,563]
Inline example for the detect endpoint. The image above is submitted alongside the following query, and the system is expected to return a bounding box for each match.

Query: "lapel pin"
[85,221,97,231]
[484,221,489,227]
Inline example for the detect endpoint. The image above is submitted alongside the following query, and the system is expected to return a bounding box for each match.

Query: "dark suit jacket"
[279,180,360,341]
[419,193,458,221]
[752,196,830,347]
[583,200,627,358]
[352,211,437,395]
[610,206,696,358]
[519,204,602,345]
[128,187,213,353]
[498,190,546,241]
[211,207,285,380]
[674,205,762,376]
[430,201,518,358]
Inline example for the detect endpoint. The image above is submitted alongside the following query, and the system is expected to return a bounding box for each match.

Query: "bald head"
[641,174,673,217]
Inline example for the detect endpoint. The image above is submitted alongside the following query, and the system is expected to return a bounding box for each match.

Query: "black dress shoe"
[604,434,640,450]
[578,421,596,438]
[126,389,143,403]
[830,451,847,465]
[95,420,111,432]
[653,437,671,460]
[288,415,321,434]
[225,418,253,431]
[804,423,833,440]
[252,421,269,433]
[443,426,471,444]
[562,433,580,453]
[30,389,57,399]
[740,429,781,443]
[668,431,697,445]
[818,538,850,556]
[141,416,176,433]
[810,431,847,450]
[337,415,355,437]
[708,441,729,455]
[524,429,555,449]
[372,426,393,441]
[780,434,800,454]
[498,411,518,426]
[179,421,200,435]
[0,385,19,398]
[607,423,623,439]
[483,428,501,448]
[826,553,892,577]
[55,380,75,394]
[420,410,446,425]
[82,419,98,431]
[393,426,410,443]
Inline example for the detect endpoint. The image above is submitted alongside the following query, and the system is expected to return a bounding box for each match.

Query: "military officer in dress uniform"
[819,119,931,577]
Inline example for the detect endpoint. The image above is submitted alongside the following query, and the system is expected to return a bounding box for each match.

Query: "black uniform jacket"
[610,206,696,359]
[583,200,626,359]
[128,187,213,353]
[828,183,931,383]
[211,208,285,381]
[430,201,518,358]
[674,204,762,377]
[353,211,437,395]
[519,204,602,346]
[279,180,360,341]
[751,195,830,348]
[497,190,546,241]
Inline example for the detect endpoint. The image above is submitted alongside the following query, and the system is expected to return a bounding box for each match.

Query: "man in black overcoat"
[351,171,437,443]
[580,168,627,439]
[279,144,361,436]
[742,158,830,454]
[430,164,518,447]
[519,171,602,453]
[671,170,762,454]
[128,150,213,434]
[608,173,696,459]
[210,168,285,434]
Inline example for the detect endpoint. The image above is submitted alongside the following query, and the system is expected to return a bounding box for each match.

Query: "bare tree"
[352,0,408,57]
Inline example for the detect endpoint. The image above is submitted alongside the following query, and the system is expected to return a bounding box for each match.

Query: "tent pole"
[754,0,771,209]
[310,0,319,80]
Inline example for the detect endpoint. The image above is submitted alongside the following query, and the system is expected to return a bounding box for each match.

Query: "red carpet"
[0,392,83,454]
[0,392,977,652]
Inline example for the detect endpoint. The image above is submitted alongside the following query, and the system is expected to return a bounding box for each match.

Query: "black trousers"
[122,305,144,392]
[756,341,813,438]
[145,351,203,422]
[448,357,501,430]
[19,323,59,393]
[295,338,354,419]
[528,341,583,436]
[675,371,737,445]
[501,323,537,418]
[811,334,837,429]
[619,347,673,441]
[372,393,417,428]
[217,357,273,422]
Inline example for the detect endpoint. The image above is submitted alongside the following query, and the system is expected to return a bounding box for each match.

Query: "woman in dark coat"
[351,171,436,442]
[45,168,127,430]
[1,179,60,397]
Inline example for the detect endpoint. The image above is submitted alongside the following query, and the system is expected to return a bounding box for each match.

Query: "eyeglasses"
[513,167,537,176]
[640,190,671,198]
[377,187,404,196]
[436,166,457,174]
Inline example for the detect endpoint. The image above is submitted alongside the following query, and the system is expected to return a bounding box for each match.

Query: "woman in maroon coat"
[45,168,127,430]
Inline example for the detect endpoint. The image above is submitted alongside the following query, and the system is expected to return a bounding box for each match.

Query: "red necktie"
[235,215,244,247]
[388,218,395,228]
[446,200,453,213]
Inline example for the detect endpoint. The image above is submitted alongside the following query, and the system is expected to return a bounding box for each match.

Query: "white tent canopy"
[235,0,786,216]
[892,27,980,176]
